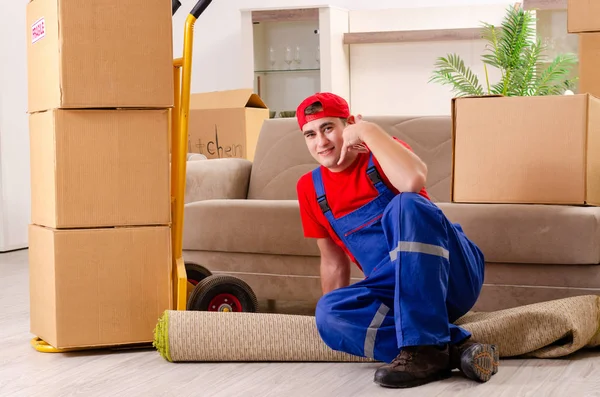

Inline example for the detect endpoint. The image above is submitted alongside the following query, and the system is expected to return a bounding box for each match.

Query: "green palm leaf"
[534,53,579,95]
[496,6,536,70]
[490,81,505,95]
[429,5,577,98]
[481,22,504,70]
[497,7,536,95]
[510,38,544,96]
[429,54,484,96]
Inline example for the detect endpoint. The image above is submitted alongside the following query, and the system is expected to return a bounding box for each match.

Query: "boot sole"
[460,344,499,383]
[375,370,453,389]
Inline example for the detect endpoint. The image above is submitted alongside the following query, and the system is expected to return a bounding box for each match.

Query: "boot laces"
[390,349,416,367]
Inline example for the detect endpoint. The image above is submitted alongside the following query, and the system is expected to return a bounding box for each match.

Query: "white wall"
[348,4,512,116]
[0,1,30,252]
[172,0,514,98]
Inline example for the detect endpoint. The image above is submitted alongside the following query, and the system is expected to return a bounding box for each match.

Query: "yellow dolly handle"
[171,0,213,312]
[32,0,214,353]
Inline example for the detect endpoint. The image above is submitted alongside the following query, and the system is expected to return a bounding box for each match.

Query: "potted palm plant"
[429,5,578,97]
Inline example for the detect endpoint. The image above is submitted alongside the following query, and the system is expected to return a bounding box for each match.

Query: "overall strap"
[366,154,393,196]
[311,167,335,222]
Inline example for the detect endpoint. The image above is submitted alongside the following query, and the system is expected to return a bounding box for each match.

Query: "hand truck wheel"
[187,274,258,313]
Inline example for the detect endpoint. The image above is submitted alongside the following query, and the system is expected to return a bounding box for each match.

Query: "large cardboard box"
[29,109,170,228]
[579,33,600,97]
[568,0,600,33]
[188,89,270,161]
[451,94,600,205]
[29,224,172,349]
[26,0,173,112]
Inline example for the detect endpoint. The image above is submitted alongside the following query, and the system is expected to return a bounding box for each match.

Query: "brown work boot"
[450,338,499,382]
[373,345,452,388]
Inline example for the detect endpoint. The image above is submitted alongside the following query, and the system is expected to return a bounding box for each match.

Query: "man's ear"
[346,115,356,125]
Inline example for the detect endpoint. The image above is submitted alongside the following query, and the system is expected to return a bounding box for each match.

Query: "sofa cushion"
[368,116,452,203]
[246,119,318,201]
[247,116,453,202]
[183,199,600,265]
[182,199,320,257]
[438,203,600,264]
[185,158,252,204]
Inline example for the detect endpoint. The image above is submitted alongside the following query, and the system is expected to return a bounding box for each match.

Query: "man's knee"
[385,192,439,222]
[399,191,430,209]
[387,192,426,211]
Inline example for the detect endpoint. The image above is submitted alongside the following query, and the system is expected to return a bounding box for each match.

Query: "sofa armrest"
[185,158,252,203]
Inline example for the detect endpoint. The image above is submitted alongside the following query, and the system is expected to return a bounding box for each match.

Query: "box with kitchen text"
[188,89,270,161]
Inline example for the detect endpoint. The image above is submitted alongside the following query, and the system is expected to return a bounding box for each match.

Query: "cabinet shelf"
[251,8,319,23]
[523,0,567,10]
[254,68,320,73]
[343,27,483,45]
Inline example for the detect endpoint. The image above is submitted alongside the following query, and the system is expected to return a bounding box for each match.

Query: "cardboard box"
[26,0,173,112]
[29,224,172,349]
[451,94,600,205]
[188,89,270,161]
[579,33,600,97]
[29,109,170,228]
[568,0,600,33]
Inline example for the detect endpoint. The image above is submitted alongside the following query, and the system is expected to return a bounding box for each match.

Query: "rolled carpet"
[154,295,600,363]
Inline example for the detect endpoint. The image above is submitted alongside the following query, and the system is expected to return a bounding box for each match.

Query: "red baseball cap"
[296,92,350,129]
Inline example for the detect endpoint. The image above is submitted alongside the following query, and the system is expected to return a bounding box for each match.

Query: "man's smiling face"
[302,116,350,171]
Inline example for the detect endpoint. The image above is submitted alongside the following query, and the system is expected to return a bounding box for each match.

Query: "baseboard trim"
[0,244,28,253]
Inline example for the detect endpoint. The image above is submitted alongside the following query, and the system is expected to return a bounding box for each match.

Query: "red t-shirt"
[296,139,430,266]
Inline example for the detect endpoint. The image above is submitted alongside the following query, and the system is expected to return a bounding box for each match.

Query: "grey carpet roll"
[154,295,600,362]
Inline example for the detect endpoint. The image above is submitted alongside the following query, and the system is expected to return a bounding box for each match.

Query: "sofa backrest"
[246,116,453,203]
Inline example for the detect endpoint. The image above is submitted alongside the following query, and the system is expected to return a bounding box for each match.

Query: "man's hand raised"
[338,115,370,165]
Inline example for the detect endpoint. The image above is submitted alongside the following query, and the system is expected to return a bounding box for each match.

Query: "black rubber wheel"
[185,262,212,286]
[186,274,259,313]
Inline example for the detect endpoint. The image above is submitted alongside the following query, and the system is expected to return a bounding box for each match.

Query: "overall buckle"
[367,166,382,185]
[317,195,331,213]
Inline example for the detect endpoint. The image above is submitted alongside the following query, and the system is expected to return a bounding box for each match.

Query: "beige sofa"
[182,116,600,312]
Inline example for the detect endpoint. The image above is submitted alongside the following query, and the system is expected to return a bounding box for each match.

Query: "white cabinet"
[240,6,350,117]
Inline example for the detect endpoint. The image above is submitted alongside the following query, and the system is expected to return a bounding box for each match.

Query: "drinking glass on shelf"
[284,45,293,70]
[294,45,302,68]
[269,46,276,69]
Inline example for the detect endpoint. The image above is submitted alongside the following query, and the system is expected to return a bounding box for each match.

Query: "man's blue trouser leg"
[315,193,485,363]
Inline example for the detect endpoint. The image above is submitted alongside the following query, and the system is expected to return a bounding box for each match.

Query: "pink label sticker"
[31,18,46,44]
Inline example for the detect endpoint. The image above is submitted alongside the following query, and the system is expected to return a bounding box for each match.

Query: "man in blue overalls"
[295,92,498,388]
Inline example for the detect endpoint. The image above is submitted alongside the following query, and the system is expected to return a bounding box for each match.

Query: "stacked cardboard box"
[450,94,600,205]
[568,0,600,98]
[26,0,174,349]
[450,2,600,206]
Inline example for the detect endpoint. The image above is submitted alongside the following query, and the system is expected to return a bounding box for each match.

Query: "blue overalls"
[312,154,485,364]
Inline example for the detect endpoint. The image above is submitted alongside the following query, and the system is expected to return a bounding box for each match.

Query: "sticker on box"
[31,18,46,44]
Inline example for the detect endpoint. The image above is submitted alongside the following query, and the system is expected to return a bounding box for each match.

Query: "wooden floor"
[2,249,600,397]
